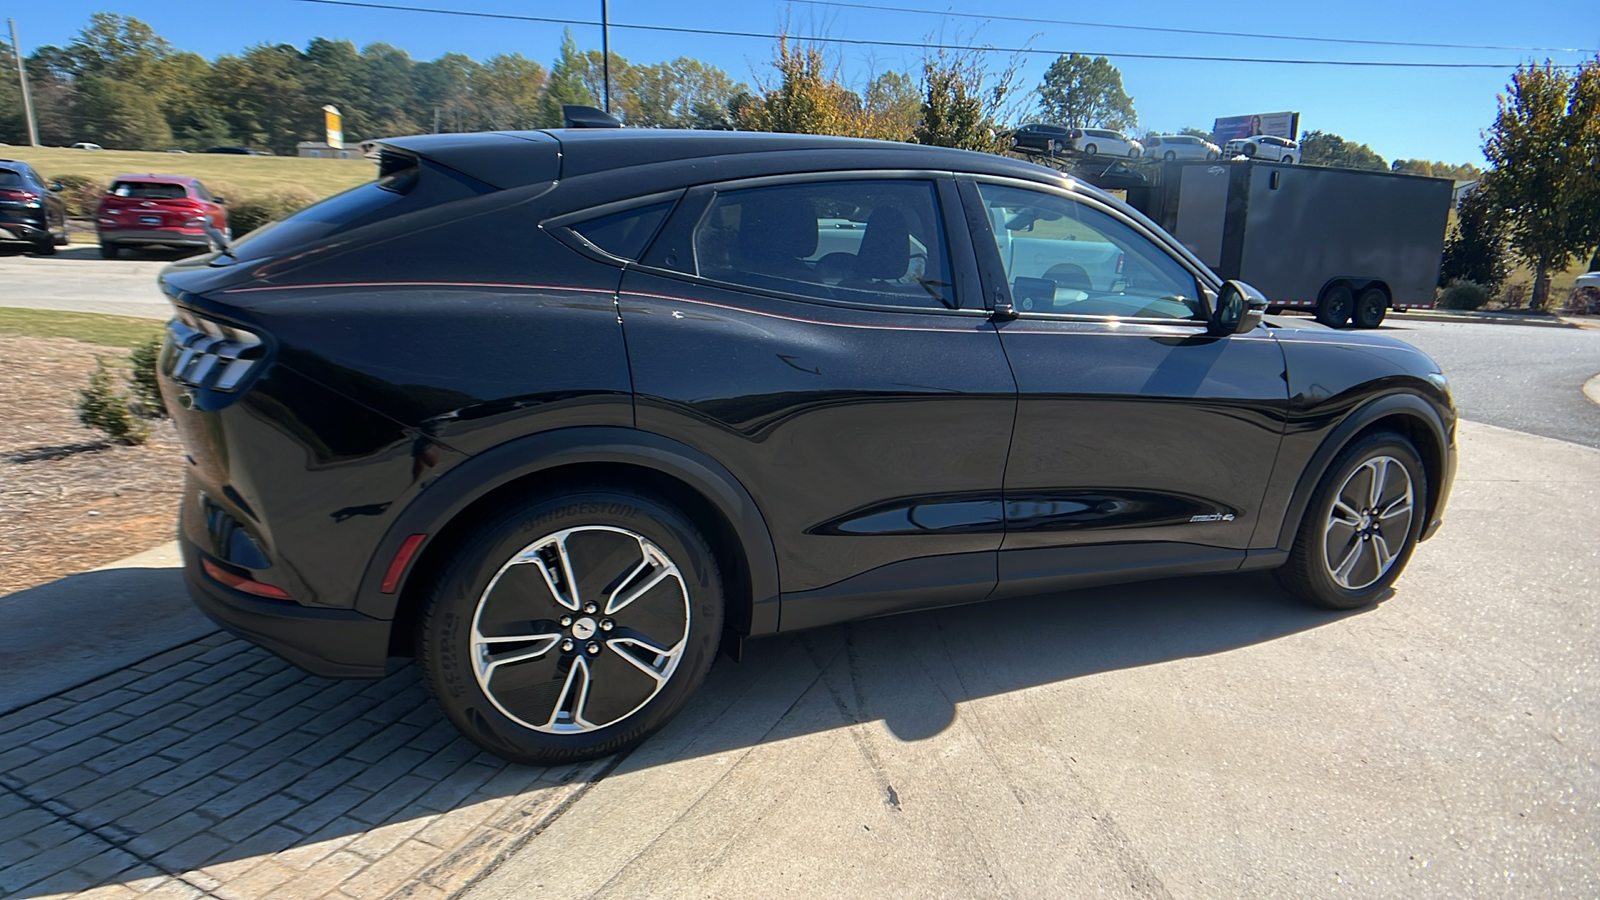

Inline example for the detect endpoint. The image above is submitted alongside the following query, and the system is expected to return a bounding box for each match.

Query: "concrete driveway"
[0,246,178,320]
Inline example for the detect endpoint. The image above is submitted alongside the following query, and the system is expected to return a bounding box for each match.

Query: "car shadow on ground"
[0,568,1367,897]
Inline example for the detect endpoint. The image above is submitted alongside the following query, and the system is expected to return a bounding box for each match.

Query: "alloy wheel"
[470,525,690,734]
[1323,456,1414,590]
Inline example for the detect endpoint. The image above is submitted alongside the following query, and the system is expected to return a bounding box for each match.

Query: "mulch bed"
[0,335,184,596]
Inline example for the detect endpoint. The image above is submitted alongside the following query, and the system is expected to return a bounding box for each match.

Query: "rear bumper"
[181,540,392,679]
[101,228,210,247]
[0,221,49,243]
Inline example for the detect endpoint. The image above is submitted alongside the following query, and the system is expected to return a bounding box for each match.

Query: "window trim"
[959,175,1222,326]
[636,170,981,317]
[543,188,686,265]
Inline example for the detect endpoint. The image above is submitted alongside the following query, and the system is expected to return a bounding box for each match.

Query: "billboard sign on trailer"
[1212,112,1300,142]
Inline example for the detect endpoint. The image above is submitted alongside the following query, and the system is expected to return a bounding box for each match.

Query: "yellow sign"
[323,105,343,150]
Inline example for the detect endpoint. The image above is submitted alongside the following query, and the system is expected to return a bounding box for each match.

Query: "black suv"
[157,129,1456,764]
[0,160,69,254]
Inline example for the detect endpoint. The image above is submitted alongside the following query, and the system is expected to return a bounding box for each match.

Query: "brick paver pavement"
[0,633,611,899]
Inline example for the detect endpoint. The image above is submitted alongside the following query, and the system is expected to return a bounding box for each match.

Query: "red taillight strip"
[201,558,291,600]
[381,533,428,594]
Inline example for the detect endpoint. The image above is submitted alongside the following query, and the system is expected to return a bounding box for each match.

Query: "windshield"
[112,182,188,200]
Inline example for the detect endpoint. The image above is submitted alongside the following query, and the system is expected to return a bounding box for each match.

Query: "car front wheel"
[418,485,725,765]
[1275,432,1426,610]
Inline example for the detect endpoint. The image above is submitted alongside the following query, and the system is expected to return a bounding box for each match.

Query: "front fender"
[352,426,782,636]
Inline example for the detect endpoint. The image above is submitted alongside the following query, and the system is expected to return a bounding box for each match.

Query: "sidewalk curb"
[1393,310,1581,329]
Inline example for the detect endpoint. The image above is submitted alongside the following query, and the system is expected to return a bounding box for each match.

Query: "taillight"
[185,217,207,227]
[1,189,40,206]
[163,311,265,392]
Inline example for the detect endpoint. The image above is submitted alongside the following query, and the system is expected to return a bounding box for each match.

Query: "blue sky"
[12,0,1597,164]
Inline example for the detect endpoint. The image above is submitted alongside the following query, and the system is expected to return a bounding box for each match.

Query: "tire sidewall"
[1302,435,1427,608]
[1354,289,1388,328]
[421,489,724,764]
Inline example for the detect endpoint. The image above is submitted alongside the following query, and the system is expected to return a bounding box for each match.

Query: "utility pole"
[7,18,40,147]
[600,0,611,114]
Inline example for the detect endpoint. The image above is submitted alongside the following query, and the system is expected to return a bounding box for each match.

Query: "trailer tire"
[1353,287,1389,329]
[1316,284,1355,328]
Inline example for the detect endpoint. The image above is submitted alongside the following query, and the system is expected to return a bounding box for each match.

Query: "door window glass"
[572,201,673,260]
[976,183,1203,320]
[693,180,955,309]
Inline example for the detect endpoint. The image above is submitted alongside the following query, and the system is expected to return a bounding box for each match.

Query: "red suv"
[96,174,229,258]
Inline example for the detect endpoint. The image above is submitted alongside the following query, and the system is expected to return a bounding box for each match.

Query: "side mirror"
[48,182,64,192]
[214,196,227,204]
[1207,280,1269,335]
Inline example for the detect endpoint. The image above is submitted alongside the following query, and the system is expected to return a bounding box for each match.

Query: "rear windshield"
[0,169,23,188]
[112,182,189,200]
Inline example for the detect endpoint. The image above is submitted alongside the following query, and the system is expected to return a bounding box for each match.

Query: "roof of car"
[381,128,1079,193]
[111,173,202,184]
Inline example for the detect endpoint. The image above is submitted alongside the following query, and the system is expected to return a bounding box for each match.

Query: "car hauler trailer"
[1125,159,1453,328]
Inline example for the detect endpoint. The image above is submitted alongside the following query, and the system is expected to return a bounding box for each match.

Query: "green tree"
[1483,58,1600,308]
[1298,130,1387,170]
[911,50,1011,153]
[73,75,173,148]
[863,70,921,141]
[474,54,546,130]
[740,37,864,136]
[1179,125,1212,139]
[303,38,374,140]
[541,30,598,126]
[1036,54,1135,131]
[1440,182,1508,291]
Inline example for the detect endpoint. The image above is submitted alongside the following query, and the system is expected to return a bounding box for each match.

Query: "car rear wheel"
[1353,287,1389,329]
[1084,143,1098,155]
[1164,151,1177,161]
[99,242,120,259]
[417,485,725,765]
[1283,155,1296,164]
[1316,284,1354,327]
[32,236,56,256]
[1275,432,1426,609]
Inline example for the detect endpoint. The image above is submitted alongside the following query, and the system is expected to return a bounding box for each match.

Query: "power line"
[289,0,1569,68]
[786,0,1593,54]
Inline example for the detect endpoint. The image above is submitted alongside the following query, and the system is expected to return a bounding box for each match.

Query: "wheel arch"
[1274,393,1451,552]
[353,427,782,655]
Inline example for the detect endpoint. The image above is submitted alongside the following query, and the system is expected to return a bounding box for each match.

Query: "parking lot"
[1,266,1598,898]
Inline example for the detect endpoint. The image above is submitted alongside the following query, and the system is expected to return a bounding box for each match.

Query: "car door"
[958,177,1290,600]
[615,174,1017,630]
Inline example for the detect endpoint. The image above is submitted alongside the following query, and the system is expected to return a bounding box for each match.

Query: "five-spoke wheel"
[419,488,723,765]
[1276,432,1427,609]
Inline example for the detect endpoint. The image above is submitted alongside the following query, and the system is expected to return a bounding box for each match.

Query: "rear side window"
[112,182,188,200]
[692,180,955,310]
[571,202,673,260]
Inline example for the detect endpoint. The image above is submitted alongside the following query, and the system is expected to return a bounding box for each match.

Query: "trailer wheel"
[1353,287,1389,329]
[1316,284,1355,328]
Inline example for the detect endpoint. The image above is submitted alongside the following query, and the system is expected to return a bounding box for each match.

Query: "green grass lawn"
[0,307,164,348]
[1,146,374,199]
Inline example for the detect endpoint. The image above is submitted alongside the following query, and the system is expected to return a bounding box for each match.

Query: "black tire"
[1243,142,1259,158]
[32,237,56,256]
[1316,283,1354,327]
[1084,143,1098,155]
[1275,432,1427,610]
[1353,287,1388,329]
[1164,150,1177,161]
[99,242,120,259]
[1129,148,1140,158]
[1283,155,1296,164]
[418,485,725,765]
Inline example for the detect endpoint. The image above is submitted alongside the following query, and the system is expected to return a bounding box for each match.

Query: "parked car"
[96,174,229,258]
[1010,122,1080,155]
[70,141,103,150]
[0,159,69,254]
[1073,128,1144,158]
[157,128,1457,765]
[1226,134,1301,164]
[1143,134,1221,161]
[203,146,264,155]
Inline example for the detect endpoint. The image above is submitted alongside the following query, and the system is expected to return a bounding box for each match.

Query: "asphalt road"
[1375,316,1600,450]
[0,245,178,320]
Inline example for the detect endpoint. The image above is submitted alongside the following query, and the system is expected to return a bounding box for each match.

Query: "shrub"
[127,335,167,418]
[49,173,106,218]
[1568,286,1600,315]
[227,187,320,237]
[77,360,148,446]
[1437,279,1490,310]
[1499,282,1530,309]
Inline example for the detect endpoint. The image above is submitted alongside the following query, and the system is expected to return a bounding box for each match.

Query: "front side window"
[976,182,1204,321]
[693,180,955,310]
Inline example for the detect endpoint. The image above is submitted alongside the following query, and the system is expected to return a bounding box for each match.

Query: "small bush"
[1437,279,1489,310]
[227,187,320,237]
[1499,282,1529,309]
[49,173,106,218]
[1569,286,1600,315]
[127,335,167,418]
[78,360,149,446]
